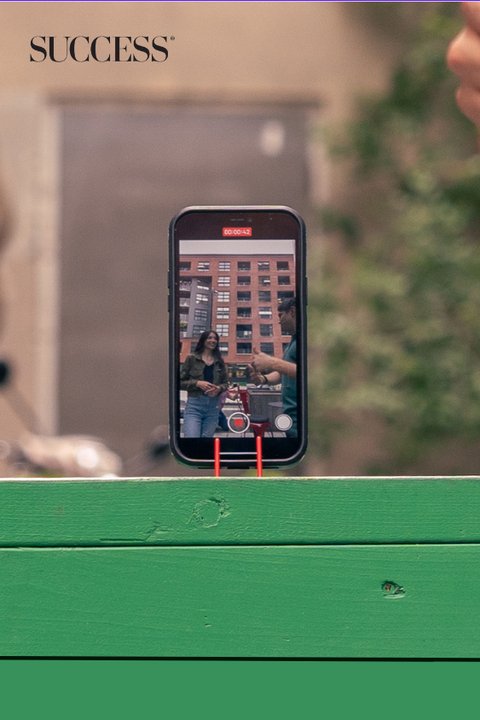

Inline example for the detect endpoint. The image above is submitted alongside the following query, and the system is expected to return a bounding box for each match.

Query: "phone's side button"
[305,277,308,306]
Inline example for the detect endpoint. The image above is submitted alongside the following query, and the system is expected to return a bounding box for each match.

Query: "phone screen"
[169,206,307,468]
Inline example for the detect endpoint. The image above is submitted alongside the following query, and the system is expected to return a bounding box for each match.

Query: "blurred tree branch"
[310,2,480,472]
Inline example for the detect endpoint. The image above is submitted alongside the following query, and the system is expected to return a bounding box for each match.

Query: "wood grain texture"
[2,476,479,657]
[0,544,478,658]
[0,476,479,546]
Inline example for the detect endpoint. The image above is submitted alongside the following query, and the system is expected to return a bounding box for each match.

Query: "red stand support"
[213,436,263,477]
[256,435,263,477]
[214,437,220,477]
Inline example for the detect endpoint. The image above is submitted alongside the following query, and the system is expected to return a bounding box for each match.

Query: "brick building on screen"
[178,249,295,382]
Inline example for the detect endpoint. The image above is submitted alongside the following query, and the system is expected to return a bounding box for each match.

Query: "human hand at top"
[448,2,480,138]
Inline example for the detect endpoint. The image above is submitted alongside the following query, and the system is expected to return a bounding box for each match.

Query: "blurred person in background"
[0,181,11,335]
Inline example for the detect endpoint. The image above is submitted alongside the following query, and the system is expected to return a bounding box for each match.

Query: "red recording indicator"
[222,227,252,237]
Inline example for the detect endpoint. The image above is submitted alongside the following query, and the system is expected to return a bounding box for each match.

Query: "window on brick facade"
[236,324,252,339]
[260,324,273,337]
[277,290,294,301]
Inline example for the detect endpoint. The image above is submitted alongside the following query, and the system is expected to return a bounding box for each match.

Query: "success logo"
[30,36,171,63]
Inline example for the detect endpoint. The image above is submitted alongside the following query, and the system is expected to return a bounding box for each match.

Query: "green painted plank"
[0,476,480,546]
[1,544,479,658]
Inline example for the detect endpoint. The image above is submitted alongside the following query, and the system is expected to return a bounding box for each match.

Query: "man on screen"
[249,296,297,437]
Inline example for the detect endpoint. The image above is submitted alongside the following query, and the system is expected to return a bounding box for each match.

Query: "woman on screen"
[180,330,228,437]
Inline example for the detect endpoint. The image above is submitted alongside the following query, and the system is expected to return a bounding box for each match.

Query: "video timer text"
[222,227,253,237]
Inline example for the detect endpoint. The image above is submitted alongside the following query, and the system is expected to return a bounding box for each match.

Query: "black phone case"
[168,205,307,469]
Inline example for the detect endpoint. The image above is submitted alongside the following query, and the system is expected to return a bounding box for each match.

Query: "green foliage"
[310,3,480,471]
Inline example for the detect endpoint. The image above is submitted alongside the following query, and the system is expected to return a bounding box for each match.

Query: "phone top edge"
[169,205,305,227]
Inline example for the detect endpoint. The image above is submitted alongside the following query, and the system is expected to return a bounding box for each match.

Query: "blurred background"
[0,2,479,477]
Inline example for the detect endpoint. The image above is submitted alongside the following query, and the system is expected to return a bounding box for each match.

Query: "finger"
[448,27,480,84]
[456,82,480,127]
[462,2,480,34]
[252,347,259,356]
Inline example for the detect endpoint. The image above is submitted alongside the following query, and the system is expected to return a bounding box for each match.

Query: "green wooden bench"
[1,475,478,657]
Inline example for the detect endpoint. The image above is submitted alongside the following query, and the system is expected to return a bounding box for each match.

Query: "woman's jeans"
[183,395,220,437]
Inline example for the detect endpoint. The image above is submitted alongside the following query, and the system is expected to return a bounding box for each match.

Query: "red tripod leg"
[214,437,220,477]
[256,435,263,477]
[215,436,262,477]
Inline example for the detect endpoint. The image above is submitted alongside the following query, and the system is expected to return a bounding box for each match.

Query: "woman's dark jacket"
[180,353,228,397]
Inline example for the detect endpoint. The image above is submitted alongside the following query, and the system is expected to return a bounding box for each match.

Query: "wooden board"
[1,476,480,546]
[0,477,478,657]
[1,543,479,657]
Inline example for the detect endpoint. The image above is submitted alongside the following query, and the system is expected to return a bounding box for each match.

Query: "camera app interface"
[177,228,297,440]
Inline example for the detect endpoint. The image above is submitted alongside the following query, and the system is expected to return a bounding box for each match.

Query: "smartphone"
[169,206,307,469]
